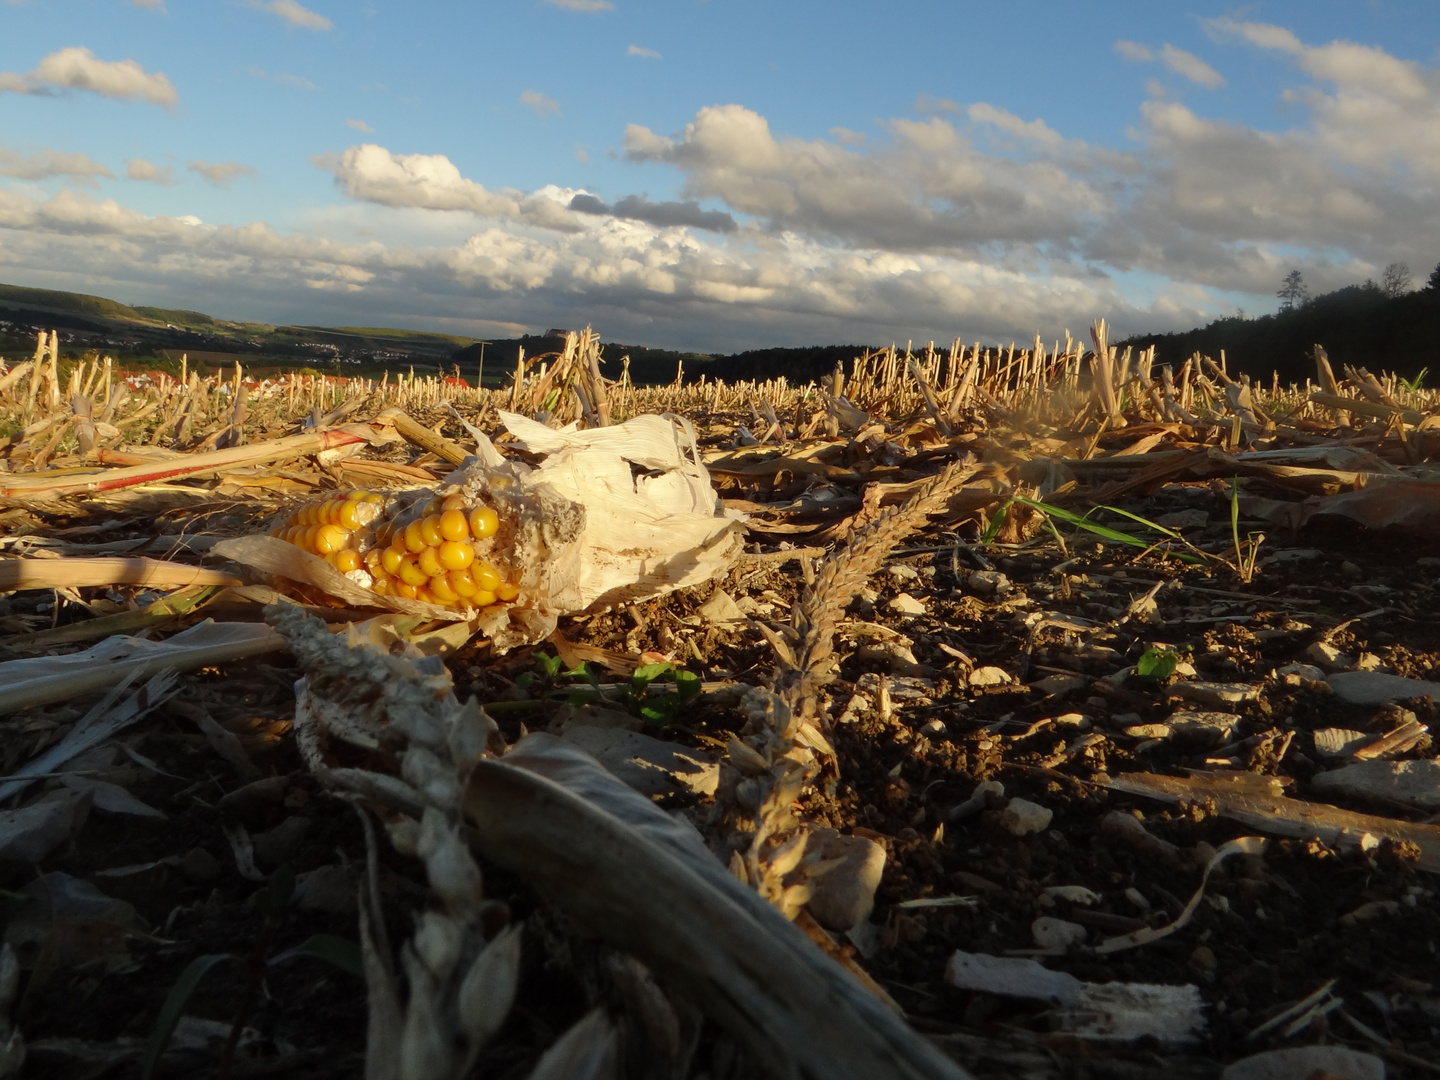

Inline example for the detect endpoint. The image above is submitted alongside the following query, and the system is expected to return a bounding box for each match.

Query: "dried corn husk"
[0,557,241,592]
[464,735,970,1080]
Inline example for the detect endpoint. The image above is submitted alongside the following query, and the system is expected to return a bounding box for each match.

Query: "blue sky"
[2,0,1439,350]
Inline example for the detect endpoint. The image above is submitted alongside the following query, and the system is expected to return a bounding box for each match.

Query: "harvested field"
[1,325,1438,1080]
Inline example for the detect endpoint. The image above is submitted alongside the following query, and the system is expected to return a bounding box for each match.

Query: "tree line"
[1121,261,1440,385]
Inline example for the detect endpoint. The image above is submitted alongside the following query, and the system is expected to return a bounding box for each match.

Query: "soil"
[2,417,1439,1079]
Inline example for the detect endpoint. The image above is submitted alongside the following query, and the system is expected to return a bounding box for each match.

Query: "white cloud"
[0,186,1182,351]
[126,158,174,184]
[312,143,582,232]
[543,0,613,11]
[519,89,560,117]
[1205,18,1302,55]
[249,0,332,31]
[0,147,113,185]
[0,19,1434,350]
[188,160,257,186]
[627,45,660,59]
[0,47,177,108]
[1114,40,1153,62]
[914,92,960,115]
[1159,44,1225,88]
[345,118,374,133]
[623,103,1107,252]
[248,66,316,90]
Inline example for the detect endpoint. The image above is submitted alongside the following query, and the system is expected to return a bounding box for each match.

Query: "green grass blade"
[1011,497,1150,548]
[268,934,364,978]
[1095,504,1184,539]
[142,953,234,1080]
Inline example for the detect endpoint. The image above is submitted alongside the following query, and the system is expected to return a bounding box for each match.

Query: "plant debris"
[2,325,1439,1078]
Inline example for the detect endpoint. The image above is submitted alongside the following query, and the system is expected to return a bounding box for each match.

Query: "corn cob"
[270,490,520,611]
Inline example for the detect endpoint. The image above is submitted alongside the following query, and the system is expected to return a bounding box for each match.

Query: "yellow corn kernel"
[392,579,418,600]
[380,546,404,576]
[495,582,519,602]
[414,586,437,606]
[362,491,385,504]
[334,499,361,530]
[404,520,428,553]
[397,553,429,588]
[331,549,362,573]
[428,574,458,603]
[437,540,474,571]
[417,546,443,578]
[440,493,467,512]
[419,515,444,548]
[471,588,497,607]
[448,567,478,597]
[371,571,392,595]
[472,562,501,592]
[439,509,469,542]
[468,506,498,539]
[302,524,322,552]
[315,524,349,555]
[364,548,384,572]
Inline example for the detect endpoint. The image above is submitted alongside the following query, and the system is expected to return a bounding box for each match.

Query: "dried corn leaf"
[0,557,240,592]
[465,734,969,1080]
[0,619,284,712]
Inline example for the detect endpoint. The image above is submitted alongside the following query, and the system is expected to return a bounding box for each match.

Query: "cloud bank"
[0,21,1435,350]
[0,47,177,107]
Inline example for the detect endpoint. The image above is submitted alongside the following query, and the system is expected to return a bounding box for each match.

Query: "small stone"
[1312,728,1372,759]
[251,816,312,866]
[1305,641,1354,671]
[293,864,359,915]
[1276,662,1326,682]
[969,666,1012,687]
[1124,723,1174,739]
[176,846,222,883]
[1043,885,1101,905]
[1327,670,1440,705]
[1053,712,1092,730]
[1000,798,1053,836]
[1110,712,1143,727]
[1354,652,1388,672]
[1030,674,1087,696]
[0,789,91,864]
[805,831,886,933]
[887,564,919,582]
[887,592,927,617]
[1172,681,1259,708]
[1031,916,1087,950]
[698,589,746,624]
[1189,944,1217,973]
[1167,710,1241,741]
[1221,1046,1384,1080]
[1124,886,1150,910]
[218,775,291,820]
[1340,560,1363,579]
[1311,759,1440,810]
[949,779,1004,822]
[919,718,948,738]
[967,570,1011,596]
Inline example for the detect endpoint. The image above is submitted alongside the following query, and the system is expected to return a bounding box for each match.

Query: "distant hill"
[0,281,480,374]
[0,282,156,329]
[1120,280,1440,385]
